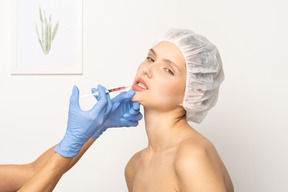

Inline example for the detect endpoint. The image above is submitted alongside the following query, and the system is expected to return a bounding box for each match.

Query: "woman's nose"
[142,64,153,78]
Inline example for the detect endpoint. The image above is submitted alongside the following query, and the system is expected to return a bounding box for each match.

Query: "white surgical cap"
[156,28,224,124]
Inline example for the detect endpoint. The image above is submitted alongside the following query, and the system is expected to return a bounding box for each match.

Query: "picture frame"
[11,0,83,75]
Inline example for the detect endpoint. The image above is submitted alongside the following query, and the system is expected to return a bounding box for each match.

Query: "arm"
[17,153,72,192]
[0,138,95,192]
[33,138,96,175]
[175,144,227,192]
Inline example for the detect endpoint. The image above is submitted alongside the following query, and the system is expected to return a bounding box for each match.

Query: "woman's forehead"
[151,41,186,70]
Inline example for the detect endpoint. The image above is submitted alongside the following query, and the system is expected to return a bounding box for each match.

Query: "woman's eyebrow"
[149,48,181,72]
[163,59,181,72]
[149,48,157,55]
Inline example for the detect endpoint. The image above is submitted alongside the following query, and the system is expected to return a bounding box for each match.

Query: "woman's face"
[132,41,187,112]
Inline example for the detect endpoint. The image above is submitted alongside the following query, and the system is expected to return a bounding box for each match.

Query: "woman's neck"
[143,107,189,153]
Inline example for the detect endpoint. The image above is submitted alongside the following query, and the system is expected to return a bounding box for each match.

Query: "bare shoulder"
[125,149,143,191]
[125,150,142,173]
[174,136,229,191]
[175,136,218,172]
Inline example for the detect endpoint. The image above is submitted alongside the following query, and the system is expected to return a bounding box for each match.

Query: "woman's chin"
[131,95,144,105]
[131,95,139,102]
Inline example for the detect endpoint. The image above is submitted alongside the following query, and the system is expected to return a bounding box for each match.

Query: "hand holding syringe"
[80,86,131,98]
[54,84,141,158]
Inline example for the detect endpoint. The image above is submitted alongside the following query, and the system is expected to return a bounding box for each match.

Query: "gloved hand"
[54,85,112,157]
[92,89,143,139]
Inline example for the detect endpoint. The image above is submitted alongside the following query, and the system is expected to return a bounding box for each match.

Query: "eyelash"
[146,56,174,75]
[146,57,154,62]
[165,68,174,75]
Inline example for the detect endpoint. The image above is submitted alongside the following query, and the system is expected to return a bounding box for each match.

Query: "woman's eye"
[147,57,155,62]
[165,68,174,75]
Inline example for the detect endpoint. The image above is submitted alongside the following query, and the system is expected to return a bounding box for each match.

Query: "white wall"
[1,0,288,191]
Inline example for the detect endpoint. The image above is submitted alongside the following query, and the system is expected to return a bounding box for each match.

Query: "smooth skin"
[17,152,72,192]
[126,41,234,192]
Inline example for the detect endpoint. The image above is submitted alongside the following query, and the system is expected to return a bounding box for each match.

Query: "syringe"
[80,86,130,98]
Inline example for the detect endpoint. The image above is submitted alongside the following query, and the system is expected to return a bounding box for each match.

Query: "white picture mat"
[11,0,82,74]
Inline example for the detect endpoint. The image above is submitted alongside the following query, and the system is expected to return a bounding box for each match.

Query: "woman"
[1,28,233,192]
[125,29,233,192]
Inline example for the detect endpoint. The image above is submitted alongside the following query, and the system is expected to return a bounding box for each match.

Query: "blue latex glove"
[54,85,112,157]
[92,89,143,139]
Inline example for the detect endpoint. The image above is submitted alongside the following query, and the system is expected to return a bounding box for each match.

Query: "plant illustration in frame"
[35,6,59,55]
[11,0,82,74]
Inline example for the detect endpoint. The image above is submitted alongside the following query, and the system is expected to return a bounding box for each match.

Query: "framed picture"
[11,0,82,75]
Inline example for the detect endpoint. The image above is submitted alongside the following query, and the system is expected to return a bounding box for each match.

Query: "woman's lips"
[132,78,149,91]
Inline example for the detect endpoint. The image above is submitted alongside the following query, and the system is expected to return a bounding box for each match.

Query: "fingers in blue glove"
[92,87,121,112]
[133,102,140,110]
[123,112,143,121]
[111,102,121,112]
[120,118,139,127]
[70,85,81,110]
[128,102,140,115]
[111,90,135,104]
[90,84,112,115]
[91,89,140,139]
[91,87,99,100]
